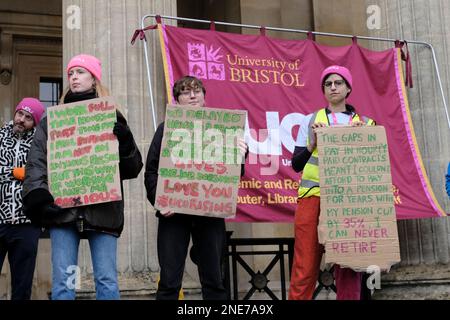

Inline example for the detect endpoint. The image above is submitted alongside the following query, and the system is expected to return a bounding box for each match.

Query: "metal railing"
[138,14,450,133]
[224,235,294,300]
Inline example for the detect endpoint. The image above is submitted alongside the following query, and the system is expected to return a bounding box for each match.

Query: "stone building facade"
[0,0,449,299]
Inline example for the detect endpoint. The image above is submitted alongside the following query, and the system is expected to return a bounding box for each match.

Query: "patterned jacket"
[0,121,35,224]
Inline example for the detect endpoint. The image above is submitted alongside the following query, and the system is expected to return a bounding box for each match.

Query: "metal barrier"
[224,235,294,300]
[224,235,371,300]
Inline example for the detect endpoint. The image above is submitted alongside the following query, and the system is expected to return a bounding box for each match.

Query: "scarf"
[63,90,97,104]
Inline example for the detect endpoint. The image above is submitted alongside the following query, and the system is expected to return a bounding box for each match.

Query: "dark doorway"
[177,0,242,33]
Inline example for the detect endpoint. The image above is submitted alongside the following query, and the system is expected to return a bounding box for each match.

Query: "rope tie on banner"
[404,41,413,88]
[395,40,413,88]
[130,15,162,45]
[131,25,158,44]
[260,26,266,36]
[210,21,215,31]
[307,31,315,41]
[352,36,357,44]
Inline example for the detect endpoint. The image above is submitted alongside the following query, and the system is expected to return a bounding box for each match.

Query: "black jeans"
[0,224,41,300]
[156,214,227,300]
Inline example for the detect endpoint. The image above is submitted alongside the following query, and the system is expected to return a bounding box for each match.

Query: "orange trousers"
[288,196,362,300]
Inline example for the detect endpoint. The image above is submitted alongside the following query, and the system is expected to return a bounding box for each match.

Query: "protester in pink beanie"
[66,54,102,81]
[23,52,143,301]
[15,97,45,126]
[289,64,375,301]
[320,65,353,97]
[0,96,45,300]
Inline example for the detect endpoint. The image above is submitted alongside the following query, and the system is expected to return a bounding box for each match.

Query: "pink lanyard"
[330,112,354,126]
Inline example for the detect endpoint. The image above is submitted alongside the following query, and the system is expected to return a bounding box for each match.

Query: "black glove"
[113,121,132,143]
[113,121,134,156]
[23,188,57,225]
[42,203,64,220]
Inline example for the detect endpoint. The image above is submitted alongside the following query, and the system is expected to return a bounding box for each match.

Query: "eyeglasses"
[323,80,346,88]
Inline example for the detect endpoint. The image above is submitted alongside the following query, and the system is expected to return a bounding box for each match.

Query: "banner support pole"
[140,14,450,132]
[141,16,158,132]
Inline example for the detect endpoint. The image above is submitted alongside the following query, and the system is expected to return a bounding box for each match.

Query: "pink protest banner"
[157,24,447,221]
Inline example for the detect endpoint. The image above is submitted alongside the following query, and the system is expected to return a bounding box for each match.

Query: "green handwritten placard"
[316,126,400,272]
[155,104,247,218]
[47,96,122,208]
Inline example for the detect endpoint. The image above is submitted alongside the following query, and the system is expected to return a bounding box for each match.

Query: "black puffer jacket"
[23,93,143,237]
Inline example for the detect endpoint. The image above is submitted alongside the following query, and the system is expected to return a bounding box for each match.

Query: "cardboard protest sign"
[47,96,122,208]
[155,104,247,218]
[317,126,400,271]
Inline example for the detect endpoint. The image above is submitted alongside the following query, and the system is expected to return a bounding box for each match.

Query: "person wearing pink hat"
[0,97,45,299]
[289,65,376,300]
[22,54,143,300]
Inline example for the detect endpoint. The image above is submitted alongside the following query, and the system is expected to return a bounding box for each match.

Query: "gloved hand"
[113,121,132,143]
[42,203,64,220]
[22,188,56,225]
[12,167,25,181]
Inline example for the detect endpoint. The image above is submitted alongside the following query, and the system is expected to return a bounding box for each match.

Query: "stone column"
[363,0,450,299]
[311,0,450,298]
[62,0,176,297]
